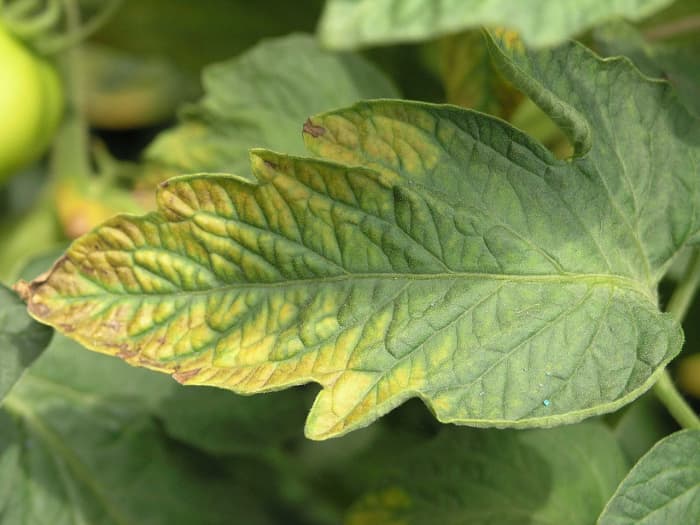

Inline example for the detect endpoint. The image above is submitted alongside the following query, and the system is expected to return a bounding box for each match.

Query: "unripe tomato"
[0,21,63,182]
[677,353,700,399]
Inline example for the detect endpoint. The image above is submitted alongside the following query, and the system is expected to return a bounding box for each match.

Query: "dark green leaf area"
[0,284,52,401]
[613,393,678,464]
[0,337,275,525]
[96,0,324,74]
[157,385,312,457]
[346,421,628,525]
[487,34,700,267]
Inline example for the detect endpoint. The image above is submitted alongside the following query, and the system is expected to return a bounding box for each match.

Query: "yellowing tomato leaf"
[318,0,674,49]
[17,33,700,439]
[598,429,700,524]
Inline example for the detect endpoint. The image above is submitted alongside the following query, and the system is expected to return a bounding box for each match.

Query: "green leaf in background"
[598,429,700,524]
[317,0,674,49]
[0,285,52,401]
[145,33,399,180]
[0,165,63,283]
[594,21,700,118]
[95,0,324,75]
[0,336,276,525]
[347,421,628,525]
[0,201,62,283]
[157,385,310,457]
[17,30,700,440]
[83,44,193,130]
[613,394,677,464]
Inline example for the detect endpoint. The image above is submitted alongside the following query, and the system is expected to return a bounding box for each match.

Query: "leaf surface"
[145,34,399,179]
[157,385,310,456]
[0,336,275,525]
[598,429,700,524]
[18,33,700,439]
[595,21,700,118]
[347,421,628,525]
[96,0,324,75]
[0,285,52,401]
[317,0,674,49]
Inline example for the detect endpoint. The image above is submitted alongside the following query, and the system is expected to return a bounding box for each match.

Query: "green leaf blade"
[485,32,700,276]
[0,336,275,525]
[0,284,52,401]
[347,421,629,525]
[598,429,700,524]
[317,0,674,49]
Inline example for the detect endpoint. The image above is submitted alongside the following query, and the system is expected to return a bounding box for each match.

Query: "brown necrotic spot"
[303,118,326,138]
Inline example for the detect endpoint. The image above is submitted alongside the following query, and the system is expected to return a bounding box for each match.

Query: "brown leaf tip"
[12,280,33,303]
[12,254,69,318]
[13,279,50,318]
[303,118,326,138]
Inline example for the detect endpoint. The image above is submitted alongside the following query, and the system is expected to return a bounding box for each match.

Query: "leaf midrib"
[74,269,655,302]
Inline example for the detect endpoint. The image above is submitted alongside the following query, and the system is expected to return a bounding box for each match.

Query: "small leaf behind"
[318,0,674,49]
[346,421,628,525]
[598,429,700,524]
[0,284,52,401]
[145,33,399,180]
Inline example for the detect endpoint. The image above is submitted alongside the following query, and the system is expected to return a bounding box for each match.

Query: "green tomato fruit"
[677,353,700,399]
[0,21,63,182]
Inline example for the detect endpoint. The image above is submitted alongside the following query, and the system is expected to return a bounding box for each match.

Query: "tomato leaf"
[347,421,628,525]
[598,429,700,524]
[157,385,311,456]
[0,284,52,401]
[17,32,700,439]
[317,0,674,49]
[96,0,324,75]
[0,336,276,525]
[145,33,399,180]
[595,21,700,118]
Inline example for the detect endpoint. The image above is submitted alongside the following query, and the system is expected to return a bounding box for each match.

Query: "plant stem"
[665,250,700,321]
[50,0,91,181]
[645,15,700,42]
[654,370,700,429]
[40,0,123,54]
[653,249,700,429]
